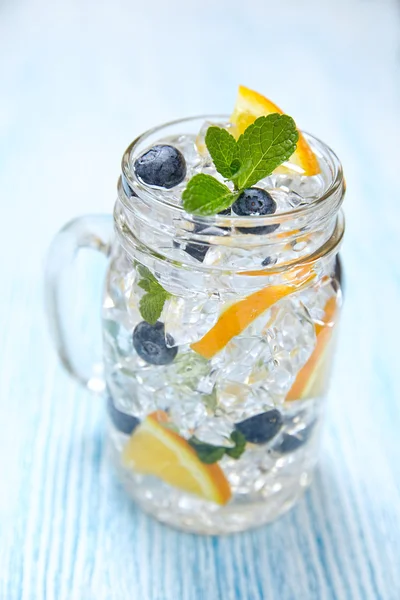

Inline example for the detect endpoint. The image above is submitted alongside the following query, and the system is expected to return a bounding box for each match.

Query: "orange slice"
[191,271,315,359]
[230,85,320,176]
[286,296,338,401]
[122,410,231,505]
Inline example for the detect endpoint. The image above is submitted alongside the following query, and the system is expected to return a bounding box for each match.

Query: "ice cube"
[168,392,208,438]
[253,179,306,212]
[175,134,204,170]
[297,276,337,325]
[196,372,218,395]
[221,446,274,494]
[248,300,316,400]
[164,294,221,346]
[217,381,276,422]
[193,415,235,447]
[262,169,328,203]
[204,246,269,270]
[212,336,267,384]
[107,364,161,419]
[195,120,238,159]
[165,351,210,391]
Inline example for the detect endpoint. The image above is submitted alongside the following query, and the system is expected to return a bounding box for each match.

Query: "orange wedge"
[286,296,338,401]
[191,271,315,359]
[122,411,231,505]
[230,85,320,176]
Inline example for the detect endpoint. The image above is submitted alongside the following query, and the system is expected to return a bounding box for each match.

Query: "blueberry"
[201,226,227,237]
[185,226,226,262]
[235,409,283,444]
[121,173,137,197]
[275,422,315,454]
[262,256,272,266]
[134,144,186,189]
[183,241,209,262]
[174,224,226,263]
[335,254,344,294]
[262,256,277,267]
[216,209,231,232]
[132,321,178,365]
[193,222,207,234]
[107,397,140,435]
[232,188,279,234]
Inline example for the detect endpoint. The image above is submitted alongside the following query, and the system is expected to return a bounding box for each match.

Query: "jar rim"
[121,114,344,229]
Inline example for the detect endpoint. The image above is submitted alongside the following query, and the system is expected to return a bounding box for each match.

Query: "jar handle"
[45,214,113,392]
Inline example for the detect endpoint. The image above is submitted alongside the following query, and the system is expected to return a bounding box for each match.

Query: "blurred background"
[1,0,399,598]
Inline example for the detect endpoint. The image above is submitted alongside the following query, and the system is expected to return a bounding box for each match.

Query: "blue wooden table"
[1,0,399,597]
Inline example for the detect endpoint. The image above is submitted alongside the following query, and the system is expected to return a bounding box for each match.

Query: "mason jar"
[45,115,345,534]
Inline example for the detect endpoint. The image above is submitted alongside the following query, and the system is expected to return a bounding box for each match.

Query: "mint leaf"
[172,352,210,379]
[137,265,171,324]
[205,127,240,179]
[233,114,299,189]
[189,430,247,464]
[189,438,226,464]
[225,430,246,459]
[182,173,238,216]
[203,389,218,412]
[137,279,152,293]
[137,265,158,286]
[139,292,167,325]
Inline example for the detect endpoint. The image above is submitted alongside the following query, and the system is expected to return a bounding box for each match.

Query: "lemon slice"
[122,411,231,505]
[231,85,320,176]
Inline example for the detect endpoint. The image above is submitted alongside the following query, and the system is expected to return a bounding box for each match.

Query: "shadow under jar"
[46,115,345,534]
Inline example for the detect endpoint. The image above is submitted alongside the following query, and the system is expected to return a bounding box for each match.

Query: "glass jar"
[45,115,345,534]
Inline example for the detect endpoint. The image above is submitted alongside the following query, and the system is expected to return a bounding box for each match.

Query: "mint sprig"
[137,265,171,325]
[182,114,299,216]
[189,430,246,464]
